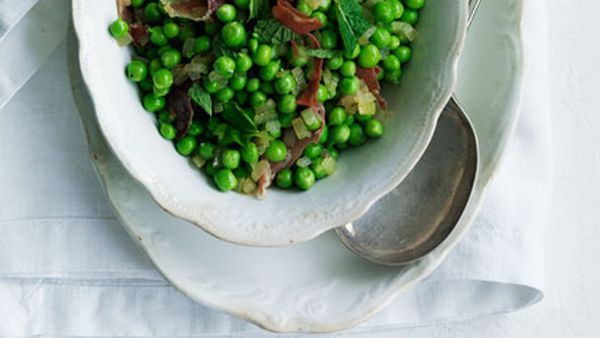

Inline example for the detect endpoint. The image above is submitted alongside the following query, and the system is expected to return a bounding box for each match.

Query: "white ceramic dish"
[69,0,523,332]
[72,0,468,246]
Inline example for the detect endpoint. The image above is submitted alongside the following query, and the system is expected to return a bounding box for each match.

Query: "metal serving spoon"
[336,0,481,266]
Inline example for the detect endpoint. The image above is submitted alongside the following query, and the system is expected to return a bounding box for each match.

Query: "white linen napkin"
[0,0,550,336]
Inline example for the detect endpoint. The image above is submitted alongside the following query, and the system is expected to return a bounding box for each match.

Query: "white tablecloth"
[0,0,550,336]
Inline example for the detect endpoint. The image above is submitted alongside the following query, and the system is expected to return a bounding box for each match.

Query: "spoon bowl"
[336,97,478,265]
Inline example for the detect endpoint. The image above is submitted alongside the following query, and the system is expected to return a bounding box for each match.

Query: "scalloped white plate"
[72,0,468,246]
[69,0,523,333]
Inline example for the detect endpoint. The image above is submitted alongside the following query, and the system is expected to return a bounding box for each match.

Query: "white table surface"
[346,1,599,337]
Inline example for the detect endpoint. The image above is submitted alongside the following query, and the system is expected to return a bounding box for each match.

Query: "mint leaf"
[249,0,269,20]
[222,102,257,133]
[254,18,298,45]
[188,83,212,116]
[306,49,343,59]
[212,35,236,58]
[334,0,373,55]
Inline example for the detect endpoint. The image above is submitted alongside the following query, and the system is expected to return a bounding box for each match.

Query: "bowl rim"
[72,0,469,246]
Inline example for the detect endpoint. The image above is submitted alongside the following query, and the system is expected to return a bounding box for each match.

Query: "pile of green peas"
[110,0,423,193]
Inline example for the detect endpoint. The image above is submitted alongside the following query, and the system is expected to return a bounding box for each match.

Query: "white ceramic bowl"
[73,0,468,246]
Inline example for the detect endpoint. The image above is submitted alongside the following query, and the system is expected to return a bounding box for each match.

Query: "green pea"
[356,113,373,122]
[216,4,237,22]
[222,21,246,47]
[250,91,267,108]
[176,135,197,156]
[143,93,166,112]
[311,158,328,179]
[377,68,386,80]
[316,84,328,103]
[241,142,259,164]
[188,121,204,136]
[358,44,381,68]
[204,161,219,177]
[230,74,248,91]
[344,114,355,125]
[388,35,401,50]
[320,30,338,49]
[162,22,180,39]
[331,124,350,144]
[389,0,405,19]
[328,107,347,125]
[365,119,384,138]
[159,123,176,140]
[234,0,250,9]
[131,0,145,8]
[259,60,280,82]
[340,60,356,77]
[294,167,316,190]
[266,140,288,162]
[160,49,181,68]
[394,46,412,63]
[278,94,297,114]
[319,0,332,11]
[319,124,329,144]
[401,9,419,25]
[348,123,366,146]
[157,110,174,124]
[290,49,309,67]
[198,142,216,159]
[340,77,359,95]
[204,79,220,94]
[303,143,322,159]
[276,168,294,189]
[279,113,295,128]
[127,60,147,82]
[405,0,425,10]
[311,11,328,26]
[275,73,296,94]
[371,27,391,48]
[213,56,236,76]
[260,81,275,95]
[383,55,401,72]
[109,18,129,39]
[153,69,173,89]
[214,169,238,192]
[148,58,161,76]
[195,36,211,53]
[215,87,235,102]
[326,56,344,70]
[297,3,312,15]
[246,78,260,92]
[327,146,339,159]
[385,68,402,83]
[144,3,162,24]
[149,27,168,46]
[235,90,249,104]
[248,38,259,53]
[153,85,169,97]
[235,53,253,72]
[221,149,241,169]
[374,1,394,23]
[344,44,360,59]
[252,44,273,66]
[234,167,250,179]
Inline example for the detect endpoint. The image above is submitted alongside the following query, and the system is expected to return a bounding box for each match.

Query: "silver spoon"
[336,0,481,266]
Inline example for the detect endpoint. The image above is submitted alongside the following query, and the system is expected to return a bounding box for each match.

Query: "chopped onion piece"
[172,66,188,85]
[191,155,206,168]
[254,131,271,155]
[292,117,312,139]
[322,156,336,175]
[358,26,377,45]
[183,63,208,81]
[391,22,418,42]
[240,178,257,194]
[323,69,339,99]
[292,67,308,96]
[357,81,377,115]
[255,99,278,124]
[182,37,196,58]
[116,33,133,47]
[251,160,271,182]
[306,0,322,10]
[213,103,224,113]
[208,71,228,88]
[265,120,282,135]
[296,156,312,168]
[301,108,321,129]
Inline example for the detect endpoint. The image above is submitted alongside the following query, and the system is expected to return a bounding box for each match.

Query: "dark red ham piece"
[129,23,150,46]
[272,0,323,35]
[167,84,194,138]
[117,0,133,22]
[355,66,387,110]
[161,0,225,21]
[296,33,323,108]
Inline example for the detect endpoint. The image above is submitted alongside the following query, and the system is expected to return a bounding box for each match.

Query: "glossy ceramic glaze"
[72,0,468,246]
[69,0,523,332]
